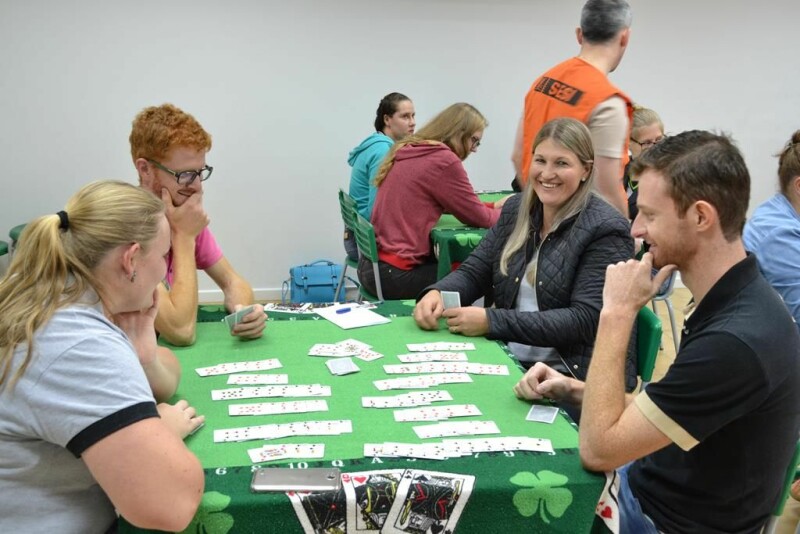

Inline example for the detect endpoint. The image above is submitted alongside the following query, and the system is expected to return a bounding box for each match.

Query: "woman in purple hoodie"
[360,103,506,299]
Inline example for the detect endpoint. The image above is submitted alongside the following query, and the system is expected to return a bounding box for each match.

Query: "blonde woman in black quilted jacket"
[415,117,637,392]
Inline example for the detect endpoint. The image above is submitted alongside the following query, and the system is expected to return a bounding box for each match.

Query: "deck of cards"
[222,304,256,331]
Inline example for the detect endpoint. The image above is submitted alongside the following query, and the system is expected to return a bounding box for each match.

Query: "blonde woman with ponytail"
[0,181,203,532]
[415,118,637,397]
[360,102,507,299]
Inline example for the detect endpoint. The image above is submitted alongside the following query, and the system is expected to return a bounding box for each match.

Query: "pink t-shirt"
[164,227,223,287]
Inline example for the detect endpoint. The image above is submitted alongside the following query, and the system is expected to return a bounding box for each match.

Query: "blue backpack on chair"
[282,259,345,304]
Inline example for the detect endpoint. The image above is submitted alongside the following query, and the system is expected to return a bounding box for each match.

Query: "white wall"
[1,0,798,301]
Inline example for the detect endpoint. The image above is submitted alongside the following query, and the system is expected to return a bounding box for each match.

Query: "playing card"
[441,291,461,310]
[326,357,361,376]
[525,404,560,424]
[248,443,325,463]
[342,470,405,533]
[223,304,256,331]
[383,469,475,534]
[288,485,349,534]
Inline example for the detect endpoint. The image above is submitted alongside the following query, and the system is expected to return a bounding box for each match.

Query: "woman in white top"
[0,181,204,532]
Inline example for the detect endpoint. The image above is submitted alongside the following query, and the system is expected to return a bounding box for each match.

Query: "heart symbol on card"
[354,476,367,484]
[600,506,613,519]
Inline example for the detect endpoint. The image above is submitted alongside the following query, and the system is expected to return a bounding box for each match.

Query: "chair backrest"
[636,306,662,385]
[653,269,678,300]
[764,441,800,534]
[338,189,358,229]
[352,212,379,264]
[0,240,7,257]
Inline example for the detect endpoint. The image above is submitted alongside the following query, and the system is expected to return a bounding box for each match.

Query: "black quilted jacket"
[427,193,637,390]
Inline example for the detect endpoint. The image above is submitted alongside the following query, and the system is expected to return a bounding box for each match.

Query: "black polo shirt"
[629,254,800,533]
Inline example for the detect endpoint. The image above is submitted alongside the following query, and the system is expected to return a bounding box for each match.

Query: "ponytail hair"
[0,180,165,388]
[777,130,800,197]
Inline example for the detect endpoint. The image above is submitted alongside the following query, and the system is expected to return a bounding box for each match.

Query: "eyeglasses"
[630,135,667,150]
[470,135,482,149]
[147,159,213,186]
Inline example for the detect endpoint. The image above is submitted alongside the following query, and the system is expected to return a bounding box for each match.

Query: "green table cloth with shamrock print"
[119,315,603,533]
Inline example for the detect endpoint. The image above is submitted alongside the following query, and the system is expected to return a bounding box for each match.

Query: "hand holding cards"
[441,290,461,310]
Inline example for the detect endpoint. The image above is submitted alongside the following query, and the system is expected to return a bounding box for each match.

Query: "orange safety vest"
[519,57,633,189]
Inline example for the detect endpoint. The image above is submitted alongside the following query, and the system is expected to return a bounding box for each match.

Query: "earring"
[130,270,137,283]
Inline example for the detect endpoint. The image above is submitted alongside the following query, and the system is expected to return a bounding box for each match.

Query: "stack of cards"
[248,443,325,463]
[288,469,474,534]
[222,305,256,330]
[441,290,461,309]
[526,404,560,424]
[325,357,360,376]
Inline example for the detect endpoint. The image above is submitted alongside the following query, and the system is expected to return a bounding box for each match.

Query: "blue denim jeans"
[618,463,661,534]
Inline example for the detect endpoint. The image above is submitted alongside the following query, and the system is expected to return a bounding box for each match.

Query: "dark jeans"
[357,255,438,300]
[343,226,358,262]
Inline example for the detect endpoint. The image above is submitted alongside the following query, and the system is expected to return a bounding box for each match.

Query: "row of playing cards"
[289,468,474,534]
[214,419,353,443]
[364,436,554,460]
[361,390,453,408]
[196,358,282,377]
[374,373,473,391]
[248,443,325,464]
[406,342,475,352]
[383,362,509,376]
[211,384,331,401]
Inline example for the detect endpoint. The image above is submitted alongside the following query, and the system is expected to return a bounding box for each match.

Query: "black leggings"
[357,256,438,300]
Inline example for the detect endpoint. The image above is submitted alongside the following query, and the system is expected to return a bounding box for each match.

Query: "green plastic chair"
[9,223,26,257]
[764,440,800,533]
[334,189,359,302]
[0,240,7,257]
[352,211,384,302]
[636,306,662,389]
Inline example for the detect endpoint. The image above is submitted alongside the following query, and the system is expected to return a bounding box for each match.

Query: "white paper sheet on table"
[314,303,391,329]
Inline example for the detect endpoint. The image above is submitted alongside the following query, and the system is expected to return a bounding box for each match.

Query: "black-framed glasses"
[470,135,482,149]
[147,159,213,186]
[630,135,667,150]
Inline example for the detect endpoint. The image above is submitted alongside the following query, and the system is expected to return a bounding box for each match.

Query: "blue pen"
[336,307,352,314]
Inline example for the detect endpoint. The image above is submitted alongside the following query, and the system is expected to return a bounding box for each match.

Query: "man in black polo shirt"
[514,130,800,532]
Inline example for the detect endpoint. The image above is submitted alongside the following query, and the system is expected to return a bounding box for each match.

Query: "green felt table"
[120,316,604,533]
[431,191,516,280]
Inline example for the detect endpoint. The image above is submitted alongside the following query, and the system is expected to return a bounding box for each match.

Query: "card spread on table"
[325,357,360,376]
[373,373,473,391]
[228,399,329,417]
[248,443,325,464]
[383,362,509,376]
[214,419,353,443]
[222,304,256,331]
[396,351,469,363]
[361,390,453,408]
[441,291,461,310]
[526,404,560,424]
[393,404,482,422]
[288,468,473,534]
[211,384,331,400]
[413,420,500,439]
[196,358,282,377]
[309,339,384,362]
[227,373,289,385]
[406,342,476,352]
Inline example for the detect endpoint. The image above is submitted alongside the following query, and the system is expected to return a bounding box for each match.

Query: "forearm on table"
[142,347,182,402]
[156,235,198,345]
